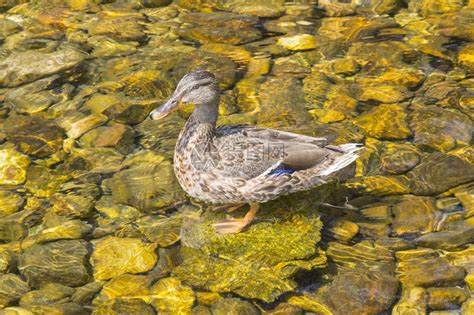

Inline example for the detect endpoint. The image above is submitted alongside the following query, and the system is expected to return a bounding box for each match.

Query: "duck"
[149,70,362,234]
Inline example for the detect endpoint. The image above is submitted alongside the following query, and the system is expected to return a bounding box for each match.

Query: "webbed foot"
[213,218,248,234]
[213,203,260,235]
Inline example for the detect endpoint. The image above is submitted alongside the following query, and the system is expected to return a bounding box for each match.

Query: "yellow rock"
[93,274,152,305]
[84,94,123,114]
[392,287,427,315]
[346,175,410,196]
[196,291,221,306]
[0,148,30,185]
[201,43,252,66]
[0,307,34,315]
[354,104,411,139]
[463,298,474,315]
[358,85,410,103]
[150,277,195,314]
[65,114,108,139]
[66,0,99,10]
[277,34,317,51]
[465,273,474,291]
[357,67,425,89]
[428,287,469,310]
[331,58,360,75]
[309,108,345,123]
[245,57,271,77]
[288,294,334,315]
[0,190,24,217]
[455,188,474,217]
[459,43,474,72]
[91,236,158,280]
[329,219,359,241]
[234,78,261,112]
[410,0,464,15]
[323,89,358,115]
[445,246,474,272]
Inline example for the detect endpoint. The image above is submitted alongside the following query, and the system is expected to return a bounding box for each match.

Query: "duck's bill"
[149,98,178,120]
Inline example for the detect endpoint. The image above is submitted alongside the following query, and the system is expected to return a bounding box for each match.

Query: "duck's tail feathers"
[318,143,362,177]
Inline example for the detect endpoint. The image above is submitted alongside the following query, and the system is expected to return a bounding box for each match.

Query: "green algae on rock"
[174,213,326,302]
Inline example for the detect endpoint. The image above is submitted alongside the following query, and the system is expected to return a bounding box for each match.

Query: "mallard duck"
[149,70,361,234]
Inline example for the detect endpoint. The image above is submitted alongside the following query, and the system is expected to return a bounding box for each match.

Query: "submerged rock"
[277,34,317,51]
[256,76,314,130]
[25,165,69,198]
[174,213,326,302]
[4,114,64,158]
[0,190,24,217]
[0,46,85,88]
[178,12,262,45]
[391,196,438,236]
[105,151,185,212]
[19,282,74,306]
[354,104,411,140]
[0,249,15,274]
[86,12,146,42]
[321,270,399,315]
[90,236,158,280]
[396,248,465,287]
[392,287,427,315]
[150,277,195,314]
[407,152,474,195]
[92,274,152,305]
[0,274,30,308]
[410,106,472,152]
[289,269,398,315]
[50,194,94,219]
[18,240,89,287]
[427,287,469,310]
[79,122,135,155]
[219,0,285,18]
[0,147,30,186]
[4,75,69,114]
[211,297,259,315]
[26,302,85,315]
[93,298,156,315]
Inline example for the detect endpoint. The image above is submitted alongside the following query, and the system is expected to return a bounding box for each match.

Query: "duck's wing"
[213,125,337,178]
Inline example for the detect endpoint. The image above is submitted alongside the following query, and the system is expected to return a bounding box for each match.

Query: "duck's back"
[212,125,337,178]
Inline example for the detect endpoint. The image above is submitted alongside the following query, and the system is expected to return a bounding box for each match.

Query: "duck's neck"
[175,102,219,156]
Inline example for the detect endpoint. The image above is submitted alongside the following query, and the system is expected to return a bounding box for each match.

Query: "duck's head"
[149,70,220,122]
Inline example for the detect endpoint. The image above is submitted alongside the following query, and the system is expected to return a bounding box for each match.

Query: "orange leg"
[213,203,260,234]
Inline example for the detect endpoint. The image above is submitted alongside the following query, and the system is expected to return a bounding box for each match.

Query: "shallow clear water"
[0,0,473,314]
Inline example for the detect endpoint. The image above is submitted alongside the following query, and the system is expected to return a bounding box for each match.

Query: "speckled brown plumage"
[150,70,362,233]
